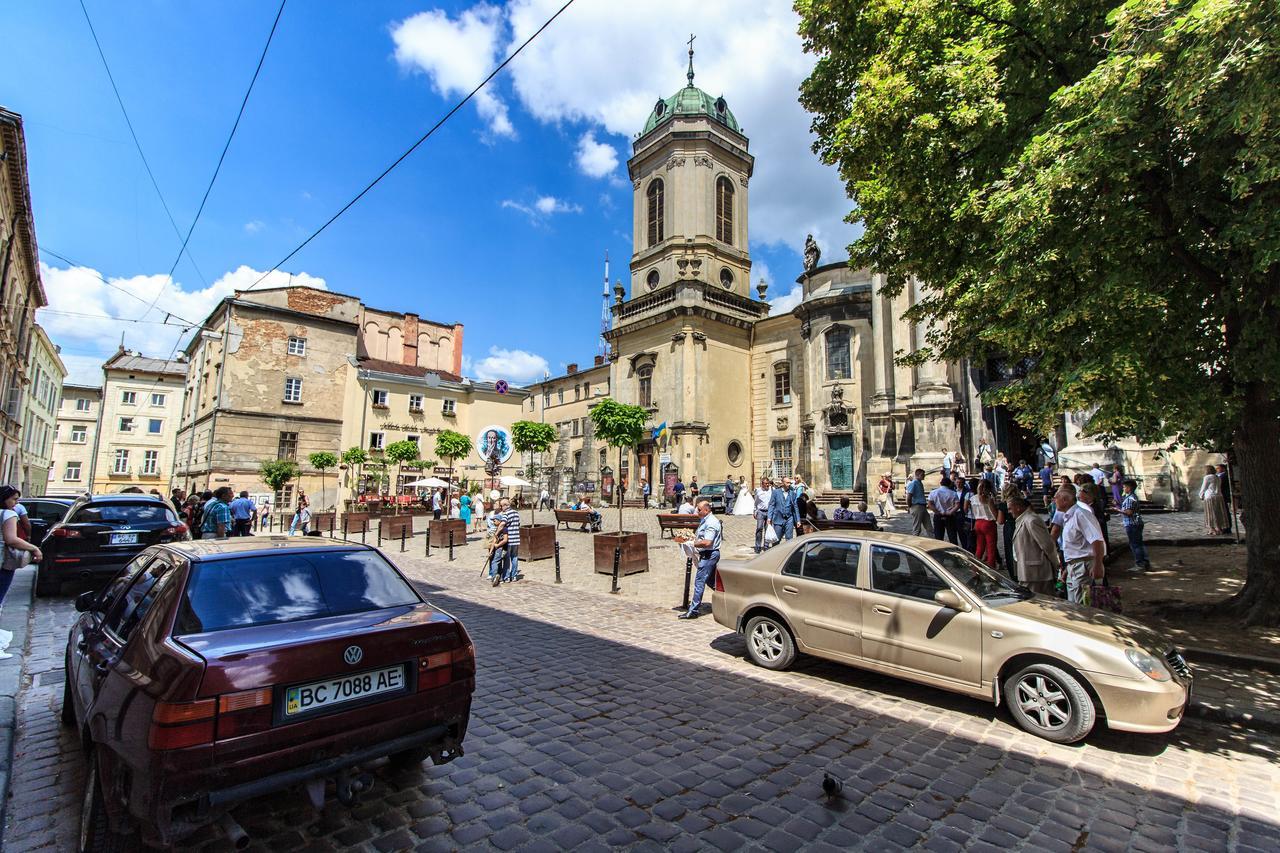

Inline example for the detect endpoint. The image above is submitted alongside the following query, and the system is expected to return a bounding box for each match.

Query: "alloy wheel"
[751,621,785,662]
[1014,673,1070,731]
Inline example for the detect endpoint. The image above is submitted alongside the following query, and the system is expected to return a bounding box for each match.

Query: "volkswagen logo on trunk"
[343,646,363,665]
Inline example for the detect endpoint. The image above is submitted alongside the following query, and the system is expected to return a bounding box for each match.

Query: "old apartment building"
[173,286,468,511]
[519,356,612,503]
[0,107,49,486]
[91,350,186,492]
[19,324,65,494]
[50,383,102,492]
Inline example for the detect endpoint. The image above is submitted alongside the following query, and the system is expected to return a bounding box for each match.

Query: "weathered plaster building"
[519,357,612,504]
[91,350,186,492]
[19,324,64,494]
[50,383,101,492]
[0,107,49,486]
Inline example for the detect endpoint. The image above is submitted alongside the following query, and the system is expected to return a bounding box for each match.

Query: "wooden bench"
[809,517,880,532]
[554,509,595,531]
[657,513,701,538]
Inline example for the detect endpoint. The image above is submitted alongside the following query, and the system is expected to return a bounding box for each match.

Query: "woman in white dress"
[1199,464,1229,534]
[731,481,755,516]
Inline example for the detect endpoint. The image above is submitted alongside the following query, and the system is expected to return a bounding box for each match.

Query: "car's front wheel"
[79,750,137,853]
[1003,662,1096,744]
[743,614,796,671]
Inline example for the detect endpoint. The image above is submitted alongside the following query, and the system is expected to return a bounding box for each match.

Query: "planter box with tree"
[511,420,558,560]
[431,430,471,547]
[588,398,650,576]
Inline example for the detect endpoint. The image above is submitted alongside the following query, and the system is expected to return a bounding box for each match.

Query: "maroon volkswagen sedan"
[63,537,473,850]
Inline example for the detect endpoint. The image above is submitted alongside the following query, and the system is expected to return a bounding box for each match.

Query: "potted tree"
[259,458,300,532]
[511,419,557,560]
[308,451,338,510]
[432,430,472,546]
[588,398,650,576]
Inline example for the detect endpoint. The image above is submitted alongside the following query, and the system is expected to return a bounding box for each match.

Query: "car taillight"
[51,527,81,538]
[418,645,474,691]
[714,570,725,593]
[215,688,273,739]
[149,699,216,750]
[165,523,189,536]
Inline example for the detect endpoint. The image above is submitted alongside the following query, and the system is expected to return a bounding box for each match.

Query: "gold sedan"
[712,531,1191,743]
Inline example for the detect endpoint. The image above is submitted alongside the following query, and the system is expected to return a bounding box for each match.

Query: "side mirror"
[74,591,97,613]
[934,588,971,612]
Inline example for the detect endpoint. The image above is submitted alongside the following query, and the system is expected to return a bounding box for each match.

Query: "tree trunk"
[618,446,625,533]
[447,461,453,518]
[1227,383,1280,626]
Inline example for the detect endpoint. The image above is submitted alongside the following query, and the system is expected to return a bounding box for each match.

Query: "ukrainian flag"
[652,421,670,446]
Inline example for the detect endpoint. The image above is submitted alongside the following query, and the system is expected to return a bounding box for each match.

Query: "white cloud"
[575,131,619,179]
[769,284,803,315]
[468,346,549,383]
[243,220,265,234]
[37,262,327,366]
[501,0,858,255]
[60,354,106,388]
[391,5,516,139]
[501,194,581,222]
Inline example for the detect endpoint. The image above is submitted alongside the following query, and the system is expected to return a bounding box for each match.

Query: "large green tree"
[798,0,1280,624]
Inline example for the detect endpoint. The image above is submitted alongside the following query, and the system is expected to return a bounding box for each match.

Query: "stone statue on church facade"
[803,234,821,272]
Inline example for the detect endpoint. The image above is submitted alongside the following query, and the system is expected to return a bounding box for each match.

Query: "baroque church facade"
[600,59,975,498]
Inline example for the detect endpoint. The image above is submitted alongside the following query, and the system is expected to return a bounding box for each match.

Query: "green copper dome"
[639,46,740,138]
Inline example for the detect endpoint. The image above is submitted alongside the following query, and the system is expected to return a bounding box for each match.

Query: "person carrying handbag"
[1,486,43,608]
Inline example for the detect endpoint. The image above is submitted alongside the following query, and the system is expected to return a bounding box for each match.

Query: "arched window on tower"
[716,176,734,245]
[637,366,653,408]
[647,180,664,247]
[826,326,852,381]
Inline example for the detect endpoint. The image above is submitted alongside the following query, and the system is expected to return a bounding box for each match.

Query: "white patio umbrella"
[404,477,450,488]
[499,476,532,487]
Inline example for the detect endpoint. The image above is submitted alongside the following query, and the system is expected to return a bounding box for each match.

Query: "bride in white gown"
[731,477,754,515]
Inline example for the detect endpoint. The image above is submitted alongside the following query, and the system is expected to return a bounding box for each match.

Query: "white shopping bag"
[764,524,779,545]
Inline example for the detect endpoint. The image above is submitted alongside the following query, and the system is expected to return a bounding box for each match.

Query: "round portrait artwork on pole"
[475,425,513,476]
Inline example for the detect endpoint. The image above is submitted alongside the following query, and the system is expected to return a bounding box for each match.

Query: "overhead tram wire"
[135,0,288,321]
[38,247,208,331]
[239,0,579,294]
[78,0,210,288]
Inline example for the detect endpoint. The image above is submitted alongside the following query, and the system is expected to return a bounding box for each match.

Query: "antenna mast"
[599,251,611,355]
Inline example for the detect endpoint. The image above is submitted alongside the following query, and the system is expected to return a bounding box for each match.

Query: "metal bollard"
[377,521,382,547]
[342,517,348,542]
[554,540,562,584]
[400,526,406,553]
[425,525,431,558]
[448,529,454,562]
[681,557,693,611]
[610,546,621,594]
[329,514,335,539]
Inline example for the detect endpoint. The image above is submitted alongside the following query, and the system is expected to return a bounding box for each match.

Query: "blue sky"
[3,0,856,386]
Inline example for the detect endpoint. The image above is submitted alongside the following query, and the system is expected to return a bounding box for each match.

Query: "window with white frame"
[408,394,423,412]
[826,326,852,381]
[64,461,82,481]
[113,449,130,474]
[118,417,135,433]
[372,389,389,408]
[151,392,166,407]
[774,362,792,405]
[142,450,159,475]
[121,391,137,405]
[71,425,86,444]
[368,431,385,451]
[442,398,456,416]
[148,418,163,434]
[283,377,302,403]
[771,440,794,480]
[407,434,420,449]
[75,398,90,412]
[287,336,307,356]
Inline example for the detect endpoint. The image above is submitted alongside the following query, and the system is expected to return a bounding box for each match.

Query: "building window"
[575,385,581,402]
[283,377,302,403]
[120,391,136,405]
[142,450,159,475]
[75,398,90,412]
[369,432,385,451]
[275,485,294,511]
[542,390,550,408]
[151,392,166,407]
[770,440,793,480]
[442,398,456,416]
[716,176,734,245]
[71,425,86,443]
[113,449,130,475]
[774,362,792,405]
[148,418,163,434]
[646,179,664,247]
[572,419,580,437]
[557,388,564,405]
[826,326,851,381]
[406,434,420,449]
[118,417,135,433]
[409,394,423,412]
[64,462,82,481]
[638,366,653,407]
[371,389,389,408]
[277,431,298,460]
[288,336,307,356]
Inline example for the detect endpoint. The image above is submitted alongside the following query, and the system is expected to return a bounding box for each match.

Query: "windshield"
[932,548,1031,603]
[71,503,176,527]
[174,549,421,633]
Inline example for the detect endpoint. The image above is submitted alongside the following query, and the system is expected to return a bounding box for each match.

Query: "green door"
[828,435,853,490]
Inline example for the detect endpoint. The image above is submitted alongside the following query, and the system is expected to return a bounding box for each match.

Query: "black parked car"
[23,496,77,546]
[36,494,190,596]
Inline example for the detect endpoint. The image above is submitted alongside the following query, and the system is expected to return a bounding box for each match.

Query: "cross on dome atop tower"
[686,33,696,87]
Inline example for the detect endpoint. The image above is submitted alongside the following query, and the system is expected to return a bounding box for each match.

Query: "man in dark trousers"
[1216,463,1232,533]
[679,500,722,620]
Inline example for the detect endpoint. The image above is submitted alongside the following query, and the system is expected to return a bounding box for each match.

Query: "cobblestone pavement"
[7,550,1279,852]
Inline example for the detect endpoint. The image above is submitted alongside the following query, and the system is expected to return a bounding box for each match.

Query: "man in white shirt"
[928,478,962,544]
[1089,463,1107,487]
[1055,487,1105,604]
[677,497,696,515]
[752,478,774,553]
